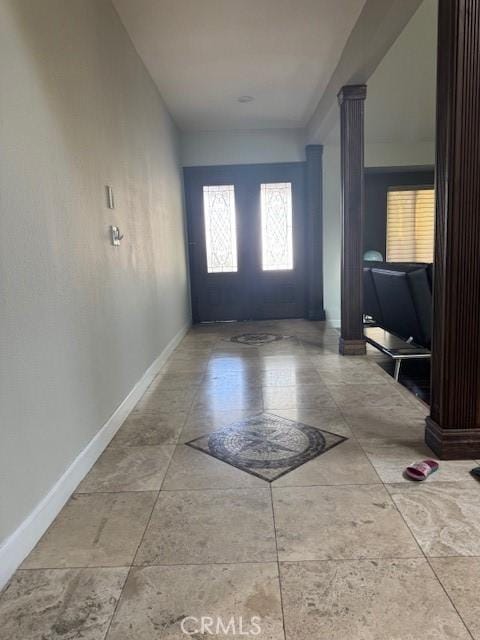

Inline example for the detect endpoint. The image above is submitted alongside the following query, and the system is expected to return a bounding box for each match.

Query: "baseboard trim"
[0,321,190,590]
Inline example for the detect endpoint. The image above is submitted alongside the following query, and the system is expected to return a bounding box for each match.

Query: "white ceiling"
[113,0,366,132]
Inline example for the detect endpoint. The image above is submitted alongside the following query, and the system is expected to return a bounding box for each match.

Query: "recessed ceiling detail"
[113,0,366,131]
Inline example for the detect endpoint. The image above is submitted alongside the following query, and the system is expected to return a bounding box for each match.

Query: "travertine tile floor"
[1,319,479,639]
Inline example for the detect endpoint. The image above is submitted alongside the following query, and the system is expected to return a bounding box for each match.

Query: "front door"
[184,163,307,322]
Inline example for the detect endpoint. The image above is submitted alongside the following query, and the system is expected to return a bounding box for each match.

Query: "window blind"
[386,188,435,263]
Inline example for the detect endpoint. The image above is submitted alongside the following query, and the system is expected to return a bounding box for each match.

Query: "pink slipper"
[405,459,439,481]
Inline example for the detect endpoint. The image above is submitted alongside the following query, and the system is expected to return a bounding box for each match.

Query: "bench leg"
[394,359,402,382]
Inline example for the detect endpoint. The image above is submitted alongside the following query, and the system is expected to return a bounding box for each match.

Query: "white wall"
[364,0,437,146]
[365,141,434,168]
[0,0,190,551]
[322,142,342,325]
[181,129,306,167]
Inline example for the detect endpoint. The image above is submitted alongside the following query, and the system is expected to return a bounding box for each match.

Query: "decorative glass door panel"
[261,183,293,271]
[203,185,238,273]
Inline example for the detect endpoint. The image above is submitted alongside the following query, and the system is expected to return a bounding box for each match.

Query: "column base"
[425,416,480,459]
[339,337,366,356]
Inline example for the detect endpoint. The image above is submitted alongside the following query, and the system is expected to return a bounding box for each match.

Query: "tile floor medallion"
[186,412,347,481]
[229,332,289,345]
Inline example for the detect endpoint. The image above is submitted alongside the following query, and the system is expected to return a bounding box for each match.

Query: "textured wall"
[0,0,190,544]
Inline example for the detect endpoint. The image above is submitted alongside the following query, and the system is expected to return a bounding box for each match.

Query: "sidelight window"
[260,182,293,271]
[203,185,238,273]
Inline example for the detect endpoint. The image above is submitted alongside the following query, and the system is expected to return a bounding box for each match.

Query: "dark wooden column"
[338,85,367,355]
[305,144,326,320]
[426,0,480,459]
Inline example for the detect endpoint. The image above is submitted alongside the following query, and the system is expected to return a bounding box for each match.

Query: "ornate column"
[305,144,326,320]
[426,0,480,459]
[338,85,367,355]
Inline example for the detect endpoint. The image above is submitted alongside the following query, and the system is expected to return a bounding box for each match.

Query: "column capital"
[337,84,367,105]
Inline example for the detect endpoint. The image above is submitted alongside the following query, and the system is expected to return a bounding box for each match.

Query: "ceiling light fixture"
[237,96,254,103]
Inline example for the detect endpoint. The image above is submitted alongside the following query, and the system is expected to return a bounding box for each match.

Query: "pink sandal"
[405,459,439,481]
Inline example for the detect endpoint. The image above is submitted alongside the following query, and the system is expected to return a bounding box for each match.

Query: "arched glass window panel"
[203,185,238,273]
[261,183,293,271]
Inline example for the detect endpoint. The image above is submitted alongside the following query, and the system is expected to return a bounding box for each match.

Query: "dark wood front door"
[184,163,307,323]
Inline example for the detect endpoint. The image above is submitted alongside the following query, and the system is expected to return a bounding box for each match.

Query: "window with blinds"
[386,187,435,263]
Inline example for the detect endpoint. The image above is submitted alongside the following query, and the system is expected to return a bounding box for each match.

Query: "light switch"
[106,185,115,209]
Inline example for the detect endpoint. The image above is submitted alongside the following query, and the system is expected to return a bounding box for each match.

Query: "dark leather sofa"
[363,262,432,348]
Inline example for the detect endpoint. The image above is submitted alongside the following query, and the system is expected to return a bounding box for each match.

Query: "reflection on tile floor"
[1,319,478,640]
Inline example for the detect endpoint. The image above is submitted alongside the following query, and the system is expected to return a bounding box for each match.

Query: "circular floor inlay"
[230,333,285,345]
[207,417,326,469]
